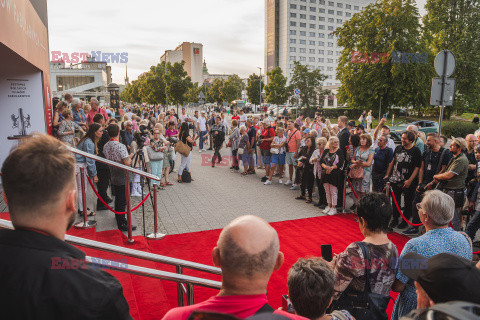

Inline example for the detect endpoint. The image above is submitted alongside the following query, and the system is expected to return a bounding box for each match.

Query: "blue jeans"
[199,130,207,149]
[150,160,163,187]
[466,210,480,240]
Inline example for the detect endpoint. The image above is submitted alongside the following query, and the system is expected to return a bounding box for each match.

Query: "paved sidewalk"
[77,146,355,236]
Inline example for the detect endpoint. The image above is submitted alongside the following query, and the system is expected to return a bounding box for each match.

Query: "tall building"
[160,42,204,84]
[265,0,374,85]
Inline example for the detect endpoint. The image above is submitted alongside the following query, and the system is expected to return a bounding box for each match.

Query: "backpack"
[181,170,192,183]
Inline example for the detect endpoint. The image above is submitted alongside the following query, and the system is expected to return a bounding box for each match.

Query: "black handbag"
[181,170,192,183]
[329,242,391,320]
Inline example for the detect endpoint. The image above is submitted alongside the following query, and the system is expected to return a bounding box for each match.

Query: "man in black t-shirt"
[403,133,451,235]
[246,119,257,174]
[385,131,422,230]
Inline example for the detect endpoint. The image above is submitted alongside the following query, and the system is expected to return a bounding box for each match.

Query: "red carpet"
[0,212,410,319]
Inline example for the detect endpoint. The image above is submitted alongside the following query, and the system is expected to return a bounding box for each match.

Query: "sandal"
[160,182,166,187]
[177,179,183,183]
[241,172,248,176]
[306,198,313,203]
[78,208,96,216]
[295,196,306,200]
[166,182,174,186]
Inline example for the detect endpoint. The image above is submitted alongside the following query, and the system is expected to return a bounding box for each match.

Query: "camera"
[134,125,149,150]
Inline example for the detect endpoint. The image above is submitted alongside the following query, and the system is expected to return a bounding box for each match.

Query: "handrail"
[85,257,222,290]
[67,145,160,181]
[0,219,222,275]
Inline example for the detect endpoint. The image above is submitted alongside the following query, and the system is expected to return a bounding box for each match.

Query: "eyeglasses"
[416,203,422,211]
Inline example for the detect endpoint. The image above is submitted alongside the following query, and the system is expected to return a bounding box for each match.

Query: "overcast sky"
[47,0,427,84]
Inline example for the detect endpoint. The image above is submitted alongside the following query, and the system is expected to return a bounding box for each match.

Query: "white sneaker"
[322,207,331,214]
[131,192,142,197]
[285,180,292,186]
[290,184,299,190]
[264,180,272,185]
[202,149,207,152]
[279,179,283,184]
[327,207,337,216]
[199,150,203,153]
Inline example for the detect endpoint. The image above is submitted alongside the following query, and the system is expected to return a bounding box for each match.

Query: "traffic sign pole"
[438,51,448,135]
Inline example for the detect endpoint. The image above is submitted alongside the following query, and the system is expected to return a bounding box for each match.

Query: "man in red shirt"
[87,98,109,126]
[162,215,307,320]
[259,121,276,184]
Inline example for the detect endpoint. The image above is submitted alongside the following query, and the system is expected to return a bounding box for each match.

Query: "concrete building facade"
[161,42,204,85]
[265,0,374,85]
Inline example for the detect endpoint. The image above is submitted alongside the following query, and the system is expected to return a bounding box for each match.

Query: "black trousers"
[96,165,110,208]
[337,171,345,207]
[112,184,127,227]
[316,176,327,205]
[295,167,304,185]
[212,142,222,164]
[301,169,315,198]
[411,189,425,224]
[391,182,417,221]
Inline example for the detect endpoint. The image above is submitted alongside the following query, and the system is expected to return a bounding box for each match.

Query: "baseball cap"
[303,128,311,134]
[451,137,467,150]
[400,252,480,304]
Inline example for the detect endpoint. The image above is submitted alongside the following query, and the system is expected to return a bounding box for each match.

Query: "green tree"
[208,78,224,104]
[138,63,167,105]
[185,82,201,103]
[164,61,192,109]
[423,0,480,116]
[220,75,244,104]
[265,67,292,105]
[334,0,435,116]
[246,74,265,105]
[290,61,329,109]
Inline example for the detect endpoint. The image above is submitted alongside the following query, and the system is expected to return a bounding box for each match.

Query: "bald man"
[162,215,307,320]
[406,125,425,155]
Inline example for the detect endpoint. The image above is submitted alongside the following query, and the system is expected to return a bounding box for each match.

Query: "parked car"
[389,120,438,141]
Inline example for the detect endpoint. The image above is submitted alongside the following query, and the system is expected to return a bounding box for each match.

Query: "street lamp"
[164,50,169,113]
[257,67,262,113]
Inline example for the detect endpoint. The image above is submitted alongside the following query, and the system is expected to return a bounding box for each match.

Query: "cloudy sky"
[47,0,427,84]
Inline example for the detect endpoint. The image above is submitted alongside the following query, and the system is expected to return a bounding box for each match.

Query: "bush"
[442,121,478,138]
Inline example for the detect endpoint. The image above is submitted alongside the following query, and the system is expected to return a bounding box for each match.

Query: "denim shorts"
[261,149,271,165]
[285,152,296,165]
[271,153,286,165]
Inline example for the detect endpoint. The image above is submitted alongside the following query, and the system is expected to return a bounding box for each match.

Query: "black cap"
[356,124,365,131]
[401,252,480,304]
[347,121,356,128]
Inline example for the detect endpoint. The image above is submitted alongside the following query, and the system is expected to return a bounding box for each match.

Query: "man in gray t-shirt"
[103,124,135,232]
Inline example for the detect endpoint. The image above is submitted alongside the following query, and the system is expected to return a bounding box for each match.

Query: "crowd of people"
[1,135,479,319]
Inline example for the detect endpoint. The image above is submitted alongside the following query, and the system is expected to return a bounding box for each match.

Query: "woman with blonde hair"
[53,101,68,137]
[319,136,345,215]
[350,133,374,208]
[310,137,328,209]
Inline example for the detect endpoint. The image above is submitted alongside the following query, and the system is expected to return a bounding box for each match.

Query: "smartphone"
[282,295,295,313]
[321,244,333,262]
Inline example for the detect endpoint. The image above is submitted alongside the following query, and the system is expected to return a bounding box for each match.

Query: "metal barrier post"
[187,284,195,305]
[342,173,348,213]
[177,266,185,306]
[386,182,390,197]
[147,184,166,240]
[74,166,96,229]
[125,171,134,243]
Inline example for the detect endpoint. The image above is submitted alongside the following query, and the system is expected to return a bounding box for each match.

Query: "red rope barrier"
[86,175,151,215]
[390,187,423,227]
[346,178,359,200]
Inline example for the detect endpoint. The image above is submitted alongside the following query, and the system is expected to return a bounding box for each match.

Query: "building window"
[290,30,297,35]
[337,11,342,15]
[328,34,334,39]
[319,16,325,21]
[328,18,334,22]
[310,0,316,2]
[345,12,351,17]
[309,40,316,45]
[309,49,315,54]
[319,41,325,45]
[310,23,316,28]
[328,59,334,63]
[328,9,334,14]
[319,8,325,13]
[328,1,334,5]
[319,25,325,29]
[328,42,334,47]
[290,4,297,9]
[337,19,342,23]
[318,49,325,54]
[328,26,334,30]
[300,39,306,44]
[310,7,316,11]
[290,47,297,52]
[290,21,297,26]
[346,4,351,9]
[300,48,306,53]
[290,39,297,44]
[300,5,307,10]
[300,56,306,61]
[328,50,333,55]
[309,57,315,62]
[290,56,297,61]
[300,14,306,19]
[319,66,325,70]
[337,2,343,7]
[319,33,325,38]
[300,22,307,27]
[310,15,316,20]
[300,31,307,36]
[319,0,325,4]
[327,66,334,70]
[318,58,324,62]
[354,5,359,10]
[309,32,316,36]
[290,13,297,18]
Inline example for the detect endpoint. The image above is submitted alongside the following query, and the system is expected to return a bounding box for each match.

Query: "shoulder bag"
[285,130,298,153]
[329,242,391,320]
[349,148,364,179]
[175,135,191,157]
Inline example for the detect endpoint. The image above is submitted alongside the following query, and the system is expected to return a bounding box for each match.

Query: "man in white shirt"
[373,118,396,150]
[125,109,134,121]
[239,109,248,128]
[179,108,191,124]
[197,111,209,152]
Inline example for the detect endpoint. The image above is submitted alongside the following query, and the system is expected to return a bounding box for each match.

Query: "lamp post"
[164,50,168,113]
[257,67,262,113]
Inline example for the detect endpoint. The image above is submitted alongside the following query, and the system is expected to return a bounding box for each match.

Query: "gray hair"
[407,125,419,133]
[90,98,99,106]
[309,129,318,138]
[421,190,454,225]
[71,98,82,108]
[239,125,247,133]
